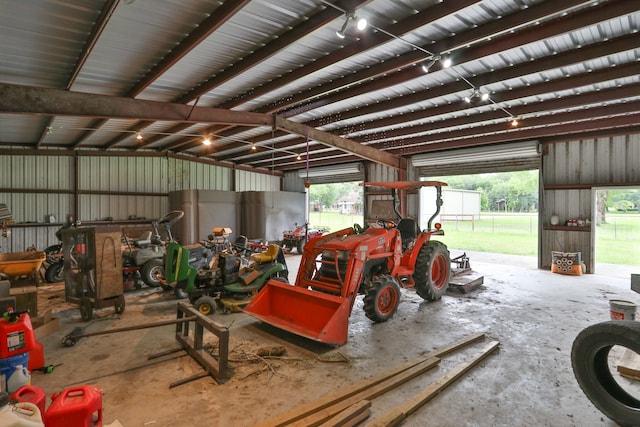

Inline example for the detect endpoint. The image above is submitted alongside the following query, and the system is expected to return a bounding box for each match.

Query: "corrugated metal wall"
[1,153,281,251]
[540,134,640,273]
[235,169,280,191]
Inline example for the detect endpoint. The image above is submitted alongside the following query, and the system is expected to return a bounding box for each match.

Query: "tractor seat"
[132,231,153,247]
[251,244,279,264]
[396,218,417,249]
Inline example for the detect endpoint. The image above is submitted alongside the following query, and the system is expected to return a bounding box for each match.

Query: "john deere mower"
[164,240,288,315]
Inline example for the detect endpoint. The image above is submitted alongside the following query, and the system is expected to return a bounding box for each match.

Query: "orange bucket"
[244,279,352,345]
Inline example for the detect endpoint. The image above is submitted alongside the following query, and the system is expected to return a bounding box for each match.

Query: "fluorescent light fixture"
[297,162,362,178]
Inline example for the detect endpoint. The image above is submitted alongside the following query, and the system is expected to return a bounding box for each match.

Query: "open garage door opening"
[420,171,540,258]
[308,181,364,233]
[594,188,640,270]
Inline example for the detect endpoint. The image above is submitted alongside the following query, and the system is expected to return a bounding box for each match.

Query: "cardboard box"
[240,269,260,285]
[32,308,60,339]
[10,285,38,315]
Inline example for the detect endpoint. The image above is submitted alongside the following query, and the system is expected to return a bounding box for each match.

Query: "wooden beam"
[365,340,501,427]
[256,332,485,427]
[288,357,441,427]
[275,115,402,170]
[317,400,371,427]
[0,83,273,127]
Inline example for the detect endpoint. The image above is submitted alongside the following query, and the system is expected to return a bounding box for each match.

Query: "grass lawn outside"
[309,211,640,266]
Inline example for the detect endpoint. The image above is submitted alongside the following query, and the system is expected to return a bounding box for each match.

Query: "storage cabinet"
[61,226,125,321]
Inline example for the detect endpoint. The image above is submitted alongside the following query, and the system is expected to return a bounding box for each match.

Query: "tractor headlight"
[321,250,349,261]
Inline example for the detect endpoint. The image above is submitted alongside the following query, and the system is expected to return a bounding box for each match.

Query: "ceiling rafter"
[212,33,639,163]
[198,1,633,160]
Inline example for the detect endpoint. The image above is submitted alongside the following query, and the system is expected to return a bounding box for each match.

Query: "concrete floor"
[30,250,640,427]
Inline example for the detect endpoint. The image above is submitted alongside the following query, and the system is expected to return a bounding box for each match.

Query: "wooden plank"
[288,358,440,427]
[617,348,640,380]
[255,333,485,427]
[317,400,371,427]
[365,340,500,427]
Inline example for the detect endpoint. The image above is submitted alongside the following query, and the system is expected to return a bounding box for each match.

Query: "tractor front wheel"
[194,296,217,316]
[363,274,401,322]
[141,259,164,288]
[414,241,451,301]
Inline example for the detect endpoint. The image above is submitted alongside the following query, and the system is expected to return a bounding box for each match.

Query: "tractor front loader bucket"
[243,279,352,345]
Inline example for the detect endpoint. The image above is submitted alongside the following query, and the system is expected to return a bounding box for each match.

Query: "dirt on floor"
[19,252,640,426]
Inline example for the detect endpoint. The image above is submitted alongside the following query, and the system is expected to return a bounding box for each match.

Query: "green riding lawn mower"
[163,239,288,315]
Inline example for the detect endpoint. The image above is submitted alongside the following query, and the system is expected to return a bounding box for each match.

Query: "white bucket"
[609,300,637,321]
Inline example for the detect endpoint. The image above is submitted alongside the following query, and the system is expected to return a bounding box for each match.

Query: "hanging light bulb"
[421,57,438,73]
[336,13,351,38]
[251,143,257,151]
[356,17,368,31]
[296,154,302,161]
[510,118,519,127]
[480,92,490,101]
[441,57,452,68]
[135,132,143,141]
[202,137,212,146]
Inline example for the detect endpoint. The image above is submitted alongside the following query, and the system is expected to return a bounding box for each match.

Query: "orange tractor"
[244,181,451,345]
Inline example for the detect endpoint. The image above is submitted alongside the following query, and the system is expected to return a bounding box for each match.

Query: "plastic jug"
[7,364,31,393]
[0,391,45,426]
[10,385,46,421]
[45,385,103,427]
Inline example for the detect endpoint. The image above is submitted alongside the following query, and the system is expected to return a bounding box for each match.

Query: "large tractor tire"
[141,258,164,288]
[45,262,64,283]
[363,274,401,322]
[413,240,451,301]
[571,320,640,426]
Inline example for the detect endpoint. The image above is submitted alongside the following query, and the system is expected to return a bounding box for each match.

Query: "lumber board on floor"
[255,332,485,427]
[365,340,501,427]
[617,348,640,380]
[317,400,371,427]
[288,357,441,427]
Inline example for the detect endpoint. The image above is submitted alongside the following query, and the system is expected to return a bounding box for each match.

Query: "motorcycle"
[43,216,79,283]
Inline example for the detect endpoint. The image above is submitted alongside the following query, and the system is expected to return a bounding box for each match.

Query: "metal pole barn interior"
[1,1,639,426]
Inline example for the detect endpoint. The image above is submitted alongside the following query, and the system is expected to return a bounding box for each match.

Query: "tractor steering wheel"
[353,223,363,234]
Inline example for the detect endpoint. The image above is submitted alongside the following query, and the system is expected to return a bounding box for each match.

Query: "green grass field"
[309,211,640,266]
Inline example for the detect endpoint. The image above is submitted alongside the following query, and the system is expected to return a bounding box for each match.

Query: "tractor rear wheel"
[363,274,401,322]
[414,241,451,301]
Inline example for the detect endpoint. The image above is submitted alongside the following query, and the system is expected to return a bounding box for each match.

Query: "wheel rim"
[377,285,398,316]
[430,253,449,290]
[199,304,212,315]
[150,265,163,282]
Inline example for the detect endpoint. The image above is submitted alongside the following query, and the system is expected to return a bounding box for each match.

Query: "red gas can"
[0,311,45,371]
[45,386,103,427]
[10,385,46,422]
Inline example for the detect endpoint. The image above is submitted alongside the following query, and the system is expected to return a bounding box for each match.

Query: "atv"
[164,240,288,315]
[245,181,451,345]
[281,222,329,254]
